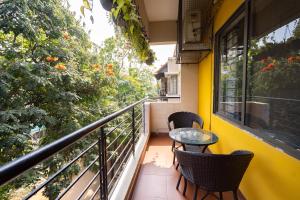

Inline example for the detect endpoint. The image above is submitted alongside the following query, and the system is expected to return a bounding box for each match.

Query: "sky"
[258,18,299,47]
[67,0,175,69]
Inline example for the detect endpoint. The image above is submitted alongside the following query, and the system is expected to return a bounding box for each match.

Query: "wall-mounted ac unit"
[183,10,201,45]
[176,0,213,64]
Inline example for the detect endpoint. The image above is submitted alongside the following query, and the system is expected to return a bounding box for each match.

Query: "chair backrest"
[168,112,204,131]
[175,149,254,192]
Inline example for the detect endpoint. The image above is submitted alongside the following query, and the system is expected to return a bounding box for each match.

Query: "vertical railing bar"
[143,102,145,134]
[98,128,103,200]
[98,127,108,200]
[132,106,135,155]
[103,127,108,200]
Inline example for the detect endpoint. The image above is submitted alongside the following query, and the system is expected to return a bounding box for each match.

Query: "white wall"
[150,64,199,133]
[167,57,180,73]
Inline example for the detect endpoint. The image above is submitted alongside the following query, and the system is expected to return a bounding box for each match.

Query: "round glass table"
[169,128,219,153]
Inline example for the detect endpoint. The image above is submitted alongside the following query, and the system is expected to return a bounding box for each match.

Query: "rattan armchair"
[175,149,254,200]
[168,112,204,164]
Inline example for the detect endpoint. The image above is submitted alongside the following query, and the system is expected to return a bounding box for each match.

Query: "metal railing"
[0,98,147,200]
[152,96,181,102]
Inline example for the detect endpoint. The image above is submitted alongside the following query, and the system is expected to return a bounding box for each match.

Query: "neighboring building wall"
[150,64,198,133]
[167,57,180,73]
[166,57,181,97]
[198,1,300,200]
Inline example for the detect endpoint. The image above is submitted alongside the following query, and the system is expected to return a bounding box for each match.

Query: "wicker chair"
[175,149,254,200]
[168,112,204,164]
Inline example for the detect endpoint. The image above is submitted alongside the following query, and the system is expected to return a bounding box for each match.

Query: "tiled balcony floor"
[131,133,245,200]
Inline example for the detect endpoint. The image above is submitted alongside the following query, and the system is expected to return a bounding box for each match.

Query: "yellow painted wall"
[198,0,300,200]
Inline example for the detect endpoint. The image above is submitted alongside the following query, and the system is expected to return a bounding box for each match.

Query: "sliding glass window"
[214,0,300,156]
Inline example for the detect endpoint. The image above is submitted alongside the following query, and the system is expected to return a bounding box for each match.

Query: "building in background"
[155,57,181,99]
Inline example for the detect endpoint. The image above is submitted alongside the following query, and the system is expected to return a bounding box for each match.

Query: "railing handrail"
[0,97,147,186]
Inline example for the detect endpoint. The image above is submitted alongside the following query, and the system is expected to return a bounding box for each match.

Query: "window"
[214,0,300,157]
[168,75,178,95]
[216,13,245,122]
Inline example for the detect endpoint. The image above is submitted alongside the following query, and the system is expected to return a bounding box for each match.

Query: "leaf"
[130,25,134,34]
[80,6,85,17]
[123,13,130,21]
[112,7,121,18]
[82,0,91,10]
[90,15,94,24]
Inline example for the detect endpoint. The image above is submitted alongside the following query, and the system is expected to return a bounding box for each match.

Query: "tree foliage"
[0,0,155,199]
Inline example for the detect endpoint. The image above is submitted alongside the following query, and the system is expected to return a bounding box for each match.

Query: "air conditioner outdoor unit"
[176,0,212,64]
[183,10,201,45]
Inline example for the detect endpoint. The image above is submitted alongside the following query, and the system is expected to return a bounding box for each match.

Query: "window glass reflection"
[246,17,300,150]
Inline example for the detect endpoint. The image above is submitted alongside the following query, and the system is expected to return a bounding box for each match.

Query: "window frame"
[213,1,300,159]
[213,2,249,124]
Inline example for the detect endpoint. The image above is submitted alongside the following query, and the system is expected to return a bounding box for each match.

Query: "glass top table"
[169,128,218,152]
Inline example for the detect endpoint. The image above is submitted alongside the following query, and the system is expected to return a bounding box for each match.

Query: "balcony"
[0,97,247,200]
[1,0,300,200]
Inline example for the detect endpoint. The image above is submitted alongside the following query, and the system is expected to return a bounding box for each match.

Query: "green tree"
[0,0,155,199]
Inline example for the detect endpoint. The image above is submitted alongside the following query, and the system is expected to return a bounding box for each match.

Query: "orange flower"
[260,63,275,72]
[105,64,114,76]
[46,56,59,62]
[106,68,114,76]
[46,56,52,62]
[54,64,66,71]
[107,63,113,69]
[106,70,114,76]
[266,63,275,69]
[91,64,101,72]
[92,64,101,68]
[63,32,70,40]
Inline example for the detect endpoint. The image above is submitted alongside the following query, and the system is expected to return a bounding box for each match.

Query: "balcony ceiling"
[143,0,179,22]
